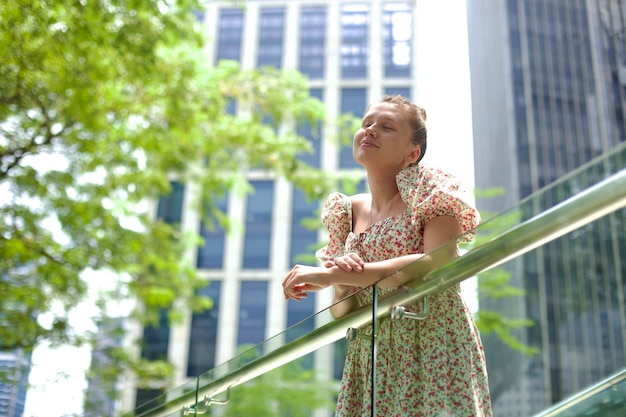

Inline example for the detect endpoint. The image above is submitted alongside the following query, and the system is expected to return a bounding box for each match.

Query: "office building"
[0,350,30,417]
[467,0,625,415]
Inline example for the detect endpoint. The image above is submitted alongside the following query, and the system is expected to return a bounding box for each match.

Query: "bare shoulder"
[350,193,370,207]
[350,193,370,215]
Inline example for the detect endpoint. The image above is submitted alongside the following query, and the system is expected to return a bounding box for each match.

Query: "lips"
[360,139,379,148]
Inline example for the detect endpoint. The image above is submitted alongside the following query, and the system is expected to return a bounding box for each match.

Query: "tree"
[467,187,539,403]
[203,346,337,417]
[0,0,342,391]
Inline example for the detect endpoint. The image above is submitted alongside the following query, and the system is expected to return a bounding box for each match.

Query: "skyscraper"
[124,0,419,412]
[467,0,625,415]
[0,350,30,417]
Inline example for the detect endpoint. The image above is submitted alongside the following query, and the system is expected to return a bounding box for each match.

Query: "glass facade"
[155,181,184,225]
[384,86,411,98]
[297,88,323,168]
[299,6,327,79]
[339,88,367,169]
[187,281,222,377]
[468,0,626,415]
[215,8,244,62]
[242,180,274,269]
[383,2,412,78]
[0,351,29,417]
[257,7,285,68]
[237,281,269,346]
[289,188,318,266]
[340,4,369,79]
[196,195,228,269]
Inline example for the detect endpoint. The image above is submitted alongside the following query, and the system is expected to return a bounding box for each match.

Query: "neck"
[369,190,400,225]
[367,172,400,209]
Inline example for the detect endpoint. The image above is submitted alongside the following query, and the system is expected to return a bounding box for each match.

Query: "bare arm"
[283,216,462,317]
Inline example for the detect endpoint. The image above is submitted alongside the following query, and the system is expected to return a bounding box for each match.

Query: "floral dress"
[316,165,492,417]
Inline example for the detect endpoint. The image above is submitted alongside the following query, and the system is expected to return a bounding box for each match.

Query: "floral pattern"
[316,165,492,417]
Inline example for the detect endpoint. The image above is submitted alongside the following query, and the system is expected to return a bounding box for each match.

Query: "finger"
[348,253,365,265]
[333,258,353,272]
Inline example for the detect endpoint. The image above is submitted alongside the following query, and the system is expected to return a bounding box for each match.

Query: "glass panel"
[299,6,327,78]
[533,369,626,416]
[128,290,367,416]
[339,88,366,169]
[296,88,323,167]
[216,8,244,62]
[187,281,222,377]
[374,144,626,416]
[129,144,624,416]
[237,281,268,346]
[196,195,228,269]
[257,7,285,68]
[383,2,412,78]
[340,4,369,78]
[289,188,319,266]
[140,309,170,361]
[133,377,200,417]
[384,86,411,98]
[156,181,184,225]
[242,180,274,269]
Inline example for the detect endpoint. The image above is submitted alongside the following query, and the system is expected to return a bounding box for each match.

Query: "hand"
[282,265,331,301]
[325,253,364,272]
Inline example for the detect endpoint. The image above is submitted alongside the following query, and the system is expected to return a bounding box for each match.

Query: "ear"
[406,147,421,165]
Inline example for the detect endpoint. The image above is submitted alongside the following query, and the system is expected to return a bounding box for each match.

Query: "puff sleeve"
[315,192,352,261]
[397,165,480,243]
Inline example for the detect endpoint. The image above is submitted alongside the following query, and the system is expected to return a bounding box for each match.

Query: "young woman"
[283,95,492,417]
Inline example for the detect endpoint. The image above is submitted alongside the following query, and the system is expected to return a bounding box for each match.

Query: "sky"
[22,2,476,415]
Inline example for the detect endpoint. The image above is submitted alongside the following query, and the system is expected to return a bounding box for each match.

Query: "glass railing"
[127,143,626,417]
[532,368,626,417]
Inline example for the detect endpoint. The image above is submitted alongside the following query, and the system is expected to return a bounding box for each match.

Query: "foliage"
[213,346,337,417]
[465,189,539,356]
[0,0,343,393]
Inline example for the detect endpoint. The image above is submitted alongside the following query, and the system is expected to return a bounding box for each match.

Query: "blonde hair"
[373,95,427,165]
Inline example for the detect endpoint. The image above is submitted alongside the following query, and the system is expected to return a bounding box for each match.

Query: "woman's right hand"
[324,254,363,301]
[324,253,365,272]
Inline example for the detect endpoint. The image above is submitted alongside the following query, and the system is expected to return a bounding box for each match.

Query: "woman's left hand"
[282,265,331,301]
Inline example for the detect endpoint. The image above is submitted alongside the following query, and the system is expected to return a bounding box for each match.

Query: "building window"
[339,88,367,169]
[135,389,165,413]
[216,8,244,62]
[286,293,316,369]
[196,195,228,269]
[237,281,268,346]
[385,86,411,98]
[383,3,412,78]
[156,181,184,225]
[242,181,274,269]
[289,188,319,266]
[296,88,323,168]
[187,281,221,377]
[257,7,285,68]
[299,6,327,78]
[340,4,370,79]
[140,309,170,361]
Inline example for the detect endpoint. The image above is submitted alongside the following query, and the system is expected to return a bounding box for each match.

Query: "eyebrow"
[362,114,399,124]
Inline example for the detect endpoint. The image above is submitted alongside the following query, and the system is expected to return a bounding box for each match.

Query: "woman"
[282,95,492,416]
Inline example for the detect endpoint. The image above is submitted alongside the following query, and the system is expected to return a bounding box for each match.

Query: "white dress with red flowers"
[316,165,492,417]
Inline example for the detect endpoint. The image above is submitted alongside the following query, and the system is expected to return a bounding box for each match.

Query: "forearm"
[329,285,361,318]
[327,254,424,288]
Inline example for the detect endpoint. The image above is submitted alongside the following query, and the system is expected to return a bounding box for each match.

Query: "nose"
[365,123,377,137]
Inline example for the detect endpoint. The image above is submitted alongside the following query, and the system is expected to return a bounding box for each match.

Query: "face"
[353,102,420,171]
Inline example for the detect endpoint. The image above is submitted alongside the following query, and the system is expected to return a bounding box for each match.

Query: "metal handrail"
[532,367,626,417]
[132,167,626,417]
